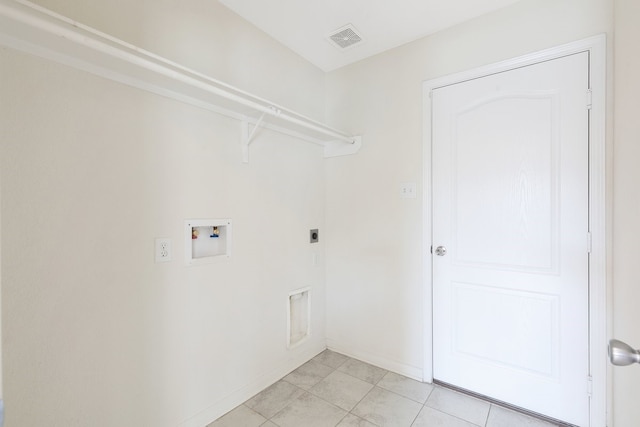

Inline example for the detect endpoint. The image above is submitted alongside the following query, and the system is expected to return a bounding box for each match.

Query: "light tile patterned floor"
[208,350,561,427]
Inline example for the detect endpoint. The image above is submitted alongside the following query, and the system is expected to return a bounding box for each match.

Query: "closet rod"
[0,0,358,146]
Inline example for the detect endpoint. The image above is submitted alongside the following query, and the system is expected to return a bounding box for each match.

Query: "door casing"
[422,35,607,427]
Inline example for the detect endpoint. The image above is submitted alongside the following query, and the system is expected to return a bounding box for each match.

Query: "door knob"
[434,246,447,256]
[609,339,640,366]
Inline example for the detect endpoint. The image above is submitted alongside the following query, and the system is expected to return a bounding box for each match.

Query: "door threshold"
[433,380,578,427]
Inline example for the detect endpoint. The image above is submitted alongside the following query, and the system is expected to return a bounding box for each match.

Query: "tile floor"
[208,350,562,427]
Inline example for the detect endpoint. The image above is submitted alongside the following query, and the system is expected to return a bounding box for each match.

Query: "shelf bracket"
[241,112,267,163]
[241,107,284,163]
[246,112,267,145]
[324,135,362,158]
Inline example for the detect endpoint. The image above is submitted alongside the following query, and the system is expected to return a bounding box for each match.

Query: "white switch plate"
[155,238,172,263]
[400,182,417,199]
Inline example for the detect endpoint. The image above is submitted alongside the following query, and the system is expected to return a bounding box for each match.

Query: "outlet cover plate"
[155,238,172,263]
[400,182,417,199]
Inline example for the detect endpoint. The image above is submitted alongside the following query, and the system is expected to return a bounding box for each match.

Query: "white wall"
[612,0,640,425]
[5,0,639,425]
[0,110,2,418]
[30,0,326,121]
[0,1,327,426]
[324,0,612,382]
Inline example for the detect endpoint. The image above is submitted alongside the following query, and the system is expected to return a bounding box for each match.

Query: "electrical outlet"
[155,238,172,263]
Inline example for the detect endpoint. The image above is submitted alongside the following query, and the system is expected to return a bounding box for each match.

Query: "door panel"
[432,52,589,426]
[453,283,559,378]
[453,92,559,273]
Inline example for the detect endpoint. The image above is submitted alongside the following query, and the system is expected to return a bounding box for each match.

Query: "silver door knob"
[434,246,447,256]
[609,339,640,366]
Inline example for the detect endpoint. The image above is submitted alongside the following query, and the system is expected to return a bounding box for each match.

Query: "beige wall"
[612,0,640,425]
[324,0,612,393]
[0,1,327,426]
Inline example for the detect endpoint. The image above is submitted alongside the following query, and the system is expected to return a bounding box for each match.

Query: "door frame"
[422,35,607,426]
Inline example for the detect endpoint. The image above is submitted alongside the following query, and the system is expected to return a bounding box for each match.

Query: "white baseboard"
[178,343,326,427]
[326,339,425,382]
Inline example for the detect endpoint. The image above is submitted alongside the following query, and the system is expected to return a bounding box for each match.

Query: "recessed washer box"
[185,219,231,265]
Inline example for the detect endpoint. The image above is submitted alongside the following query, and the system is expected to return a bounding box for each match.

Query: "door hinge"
[430,245,433,254]
[587,232,592,253]
[587,375,593,397]
[587,89,593,110]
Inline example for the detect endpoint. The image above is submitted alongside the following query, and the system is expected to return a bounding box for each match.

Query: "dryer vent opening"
[288,288,310,348]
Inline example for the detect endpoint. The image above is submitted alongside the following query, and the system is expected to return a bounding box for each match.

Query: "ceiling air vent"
[328,24,364,50]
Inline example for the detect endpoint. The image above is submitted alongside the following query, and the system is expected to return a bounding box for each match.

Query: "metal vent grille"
[328,25,363,50]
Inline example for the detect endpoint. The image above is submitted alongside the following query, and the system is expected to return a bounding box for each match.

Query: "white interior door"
[432,52,590,426]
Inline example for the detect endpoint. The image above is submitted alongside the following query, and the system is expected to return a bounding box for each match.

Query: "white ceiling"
[218,0,523,72]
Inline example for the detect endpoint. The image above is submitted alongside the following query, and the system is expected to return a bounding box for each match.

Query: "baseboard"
[178,343,326,427]
[326,339,424,382]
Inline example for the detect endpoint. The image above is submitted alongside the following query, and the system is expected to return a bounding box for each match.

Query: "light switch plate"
[400,182,417,199]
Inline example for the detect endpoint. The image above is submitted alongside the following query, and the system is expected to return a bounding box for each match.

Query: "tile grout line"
[309,353,379,426]
[219,350,547,427]
[345,385,381,427]
[264,381,306,424]
[295,352,387,426]
[283,352,435,427]
[485,404,494,427]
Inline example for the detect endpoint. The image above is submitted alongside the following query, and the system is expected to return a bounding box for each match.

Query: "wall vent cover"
[328,24,364,50]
